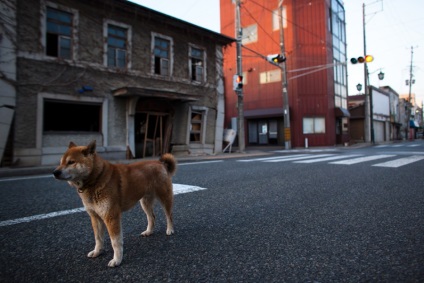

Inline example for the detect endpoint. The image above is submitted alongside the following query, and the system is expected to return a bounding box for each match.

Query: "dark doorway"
[134,98,174,158]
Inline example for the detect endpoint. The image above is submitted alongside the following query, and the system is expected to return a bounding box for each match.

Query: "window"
[260,69,281,84]
[303,117,326,134]
[190,110,204,143]
[44,100,101,132]
[272,6,287,30]
[107,25,127,68]
[242,24,257,45]
[330,0,348,106]
[46,7,73,59]
[190,46,205,82]
[153,36,171,76]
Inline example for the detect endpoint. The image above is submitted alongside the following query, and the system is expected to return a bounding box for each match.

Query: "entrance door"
[135,113,170,158]
[134,98,174,158]
[248,119,280,145]
[258,120,268,144]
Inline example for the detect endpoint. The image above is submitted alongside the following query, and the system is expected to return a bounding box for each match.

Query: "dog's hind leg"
[140,195,155,236]
[87,212,105,258]
[157,186,174,236]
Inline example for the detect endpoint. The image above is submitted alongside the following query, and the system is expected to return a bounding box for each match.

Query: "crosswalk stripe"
[329,154,395,165]
[264,154,335,163]
[372,155,424,168]
[407,144,420,147]
[237,154,310,162]
[238,153,424,168]
[294,154,362,164]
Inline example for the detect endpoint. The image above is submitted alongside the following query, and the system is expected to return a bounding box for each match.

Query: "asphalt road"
[1,141,424,282]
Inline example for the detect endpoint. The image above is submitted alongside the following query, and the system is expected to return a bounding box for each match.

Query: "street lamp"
[378,71,384,80]
[356,83,362,91]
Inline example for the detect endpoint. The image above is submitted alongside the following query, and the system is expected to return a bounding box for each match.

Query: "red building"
[220,0,349,147]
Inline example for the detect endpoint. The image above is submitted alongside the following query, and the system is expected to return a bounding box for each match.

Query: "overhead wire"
[248,0,327,45]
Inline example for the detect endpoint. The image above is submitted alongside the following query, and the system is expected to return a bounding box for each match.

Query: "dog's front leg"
[104,214,123,267]
[87,212,105,258]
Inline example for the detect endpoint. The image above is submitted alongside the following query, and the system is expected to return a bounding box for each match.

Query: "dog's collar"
[69,180,85,193]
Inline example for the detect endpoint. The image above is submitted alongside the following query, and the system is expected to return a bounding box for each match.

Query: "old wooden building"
[0,0,234,166]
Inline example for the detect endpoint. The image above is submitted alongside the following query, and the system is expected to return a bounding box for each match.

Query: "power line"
[248,0,327,44]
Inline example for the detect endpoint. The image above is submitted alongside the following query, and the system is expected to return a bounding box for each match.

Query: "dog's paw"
[141,230,153,237]
[166,228,174,236]
[108,258,121,268]
[87,249,102,258]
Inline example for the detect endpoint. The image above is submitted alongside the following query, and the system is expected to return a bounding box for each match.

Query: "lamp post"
[356,83,362,92]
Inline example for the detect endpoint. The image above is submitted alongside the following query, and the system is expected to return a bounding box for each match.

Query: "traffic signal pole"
[362,3,374,144]
[235,0,245,153]
[279,0,291,149]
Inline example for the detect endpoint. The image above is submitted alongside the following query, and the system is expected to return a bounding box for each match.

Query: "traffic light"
[266,54,286,64]
[350,55,374,64]
[233,74,243,90]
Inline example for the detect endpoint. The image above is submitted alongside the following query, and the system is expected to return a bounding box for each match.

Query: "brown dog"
[53,140,176,267]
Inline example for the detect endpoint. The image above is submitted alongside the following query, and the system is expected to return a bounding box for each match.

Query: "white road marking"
[237,154,310,162]
[0,207,86,228]
[329,155,395,165]
[372,155,424,168]
[264,154,335,163]
[0,160,223,183]
[173,183,207,194]
[0,174,52,182]
[0,183,207,227]
[179,160,223,166]
[294,154,362,163]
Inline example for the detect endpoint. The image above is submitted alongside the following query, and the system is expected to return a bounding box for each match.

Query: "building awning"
[335,107,350,117]
[112,87,201,102]
[244,107,284,118]
[410,120,420,128]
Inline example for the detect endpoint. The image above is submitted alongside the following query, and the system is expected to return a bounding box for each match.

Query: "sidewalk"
[0,143,372,179]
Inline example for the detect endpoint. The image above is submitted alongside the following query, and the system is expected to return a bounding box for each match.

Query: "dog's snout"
[53,169,61,178]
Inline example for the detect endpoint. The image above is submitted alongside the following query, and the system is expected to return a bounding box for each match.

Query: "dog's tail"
[160,153,177,176]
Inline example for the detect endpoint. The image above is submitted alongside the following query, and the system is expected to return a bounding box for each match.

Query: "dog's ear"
[69,141,77,148]
[82,140,96,156]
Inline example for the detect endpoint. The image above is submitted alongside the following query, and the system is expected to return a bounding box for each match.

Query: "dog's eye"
[67,160,75,165]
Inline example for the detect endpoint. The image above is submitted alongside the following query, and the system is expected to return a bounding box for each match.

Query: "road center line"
[178,160,223,166]
[0,174,52,182]
[0,183,206,227]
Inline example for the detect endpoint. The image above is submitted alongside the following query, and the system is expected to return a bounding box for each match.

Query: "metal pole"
[362,3,372,144]
[406,46,414,140]
[235,0,245,152]
[279,0,291,149]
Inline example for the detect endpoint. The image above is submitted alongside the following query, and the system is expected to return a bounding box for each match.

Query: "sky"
[130,0,424,106]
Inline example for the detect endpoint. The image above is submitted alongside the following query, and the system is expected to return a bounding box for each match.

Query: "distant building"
[348,86,401,143]
[220,0,349,147]
[0,0,234,166]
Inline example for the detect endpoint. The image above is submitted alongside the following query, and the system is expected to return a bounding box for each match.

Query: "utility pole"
[406,46,414,140]
[362,3,373,144]
[235,0,245,152]
[279,0,291,149]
